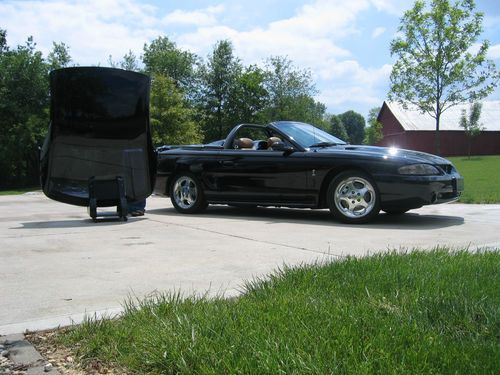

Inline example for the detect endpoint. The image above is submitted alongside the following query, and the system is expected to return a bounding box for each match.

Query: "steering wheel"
[252,140,268,150]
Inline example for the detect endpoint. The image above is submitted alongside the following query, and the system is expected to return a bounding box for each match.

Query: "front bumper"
[376,172,464,209]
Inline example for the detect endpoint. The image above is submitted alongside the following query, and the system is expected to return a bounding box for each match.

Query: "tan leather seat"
[235,137,254,149]
[267,136,282,148]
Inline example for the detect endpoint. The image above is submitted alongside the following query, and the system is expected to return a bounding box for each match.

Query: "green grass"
[61,249,499,374]
[0,187,39,195]
[449,155,500,203]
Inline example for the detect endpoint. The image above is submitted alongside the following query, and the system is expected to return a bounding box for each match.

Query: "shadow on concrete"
[147,205,464,230]
[15,217,146,229]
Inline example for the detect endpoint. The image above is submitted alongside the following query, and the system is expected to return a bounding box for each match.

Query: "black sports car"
[155,121,464,223]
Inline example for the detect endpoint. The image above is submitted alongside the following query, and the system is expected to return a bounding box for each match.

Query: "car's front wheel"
[170,173,207,214]
[327,170,380,224]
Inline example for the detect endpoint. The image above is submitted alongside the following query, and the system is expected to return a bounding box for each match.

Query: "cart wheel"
[119,197,128,217]
[89,198,97,220]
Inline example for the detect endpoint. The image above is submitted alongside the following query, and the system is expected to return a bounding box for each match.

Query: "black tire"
[327,170,380,224]
[170,172,208,214]
[382,208,410,215]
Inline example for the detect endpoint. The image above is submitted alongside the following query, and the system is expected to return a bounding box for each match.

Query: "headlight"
[398,164,440,175]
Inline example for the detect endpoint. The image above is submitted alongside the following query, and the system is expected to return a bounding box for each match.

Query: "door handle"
[220,160,235,166]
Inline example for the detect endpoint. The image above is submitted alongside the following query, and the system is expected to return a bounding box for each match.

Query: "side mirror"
[271,141,294,155]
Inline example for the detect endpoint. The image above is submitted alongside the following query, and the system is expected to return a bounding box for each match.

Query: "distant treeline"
[0,29,381,188]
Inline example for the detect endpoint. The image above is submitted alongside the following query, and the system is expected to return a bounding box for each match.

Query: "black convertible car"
[155,121,464,223]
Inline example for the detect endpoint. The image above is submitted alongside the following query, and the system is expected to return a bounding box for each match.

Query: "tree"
[459,102,484,158]
[0,35,50,187]
[364,107,384,145]
[143,36,197,88]
[108,50,140,72]
[0,29,7,53]
[328,114,349,141]
[291,96,328,128]
[389,0,499,155]
[338,110,365,144]
[150,74,202,145]
[199,40,242,140]
[47,42,71,70]
[228,64,267,125]
[120,50,140,71]
[260,56,318,122]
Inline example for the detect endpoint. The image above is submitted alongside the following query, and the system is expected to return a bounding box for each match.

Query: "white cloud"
[470,42,500,60]
[371,27,386,39]
[488,44,500,59]
[177,0,372,72]
[0,0,417,113]
[484,15,500,28]
[318,86,382,109]
[0,0,161,64]
[317,63,392,114]
[162,5,224,27]
[266,0,370,39]
[177,0,395,112]
[369,0,414,16]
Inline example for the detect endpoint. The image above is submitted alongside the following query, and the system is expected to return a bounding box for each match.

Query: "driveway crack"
[147,218,343,258]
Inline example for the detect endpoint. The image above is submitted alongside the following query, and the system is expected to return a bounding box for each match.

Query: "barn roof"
[384,100,500,131]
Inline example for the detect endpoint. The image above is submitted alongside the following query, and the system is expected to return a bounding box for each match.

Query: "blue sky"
[1,0,499,119]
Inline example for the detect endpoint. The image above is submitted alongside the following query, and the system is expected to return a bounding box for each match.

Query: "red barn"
[376,101,500,156]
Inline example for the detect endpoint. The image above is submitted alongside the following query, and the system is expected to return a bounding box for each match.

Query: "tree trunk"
[434,118,441,155]
[435,104,441,155]
[217,105,222,139]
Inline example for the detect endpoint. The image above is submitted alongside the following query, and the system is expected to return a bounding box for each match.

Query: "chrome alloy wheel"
[173,176,198,209]
[334,176,376,218]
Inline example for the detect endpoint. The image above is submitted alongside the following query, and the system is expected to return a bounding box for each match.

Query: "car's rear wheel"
[170,173,207,213]
[327,170,380,224]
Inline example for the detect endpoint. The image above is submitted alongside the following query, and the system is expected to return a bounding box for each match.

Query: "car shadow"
[14,217,146,229]
[147,205,464,230]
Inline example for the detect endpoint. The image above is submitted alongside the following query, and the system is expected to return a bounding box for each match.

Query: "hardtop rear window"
[50,68,150,139]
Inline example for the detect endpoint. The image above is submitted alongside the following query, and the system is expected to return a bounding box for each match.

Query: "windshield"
[271,121,347,148]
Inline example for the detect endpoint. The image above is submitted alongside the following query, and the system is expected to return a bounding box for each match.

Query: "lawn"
[0,187,39,195]
[449,155,500,203]
[59,249,499,374]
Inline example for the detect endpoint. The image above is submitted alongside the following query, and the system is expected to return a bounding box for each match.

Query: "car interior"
[233,136,283,150]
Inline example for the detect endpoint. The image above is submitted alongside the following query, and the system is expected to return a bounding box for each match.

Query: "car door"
[207,148,316,206]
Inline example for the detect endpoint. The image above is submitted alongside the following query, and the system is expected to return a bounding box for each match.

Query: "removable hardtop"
[40,67,156,219]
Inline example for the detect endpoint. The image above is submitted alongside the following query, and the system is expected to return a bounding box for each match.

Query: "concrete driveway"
[1,192,499,335]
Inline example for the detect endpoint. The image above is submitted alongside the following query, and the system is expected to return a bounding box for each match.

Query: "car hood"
[313,145,452,165]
